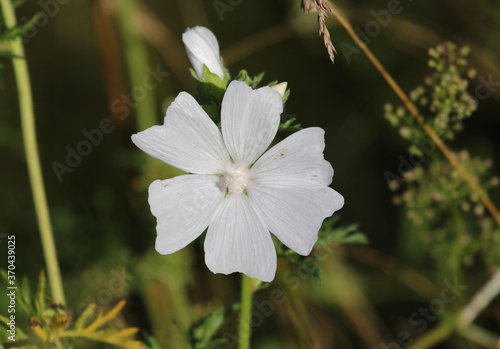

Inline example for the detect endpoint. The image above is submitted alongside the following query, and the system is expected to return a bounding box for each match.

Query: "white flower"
[131,81,344,282]
[183,26,225,80]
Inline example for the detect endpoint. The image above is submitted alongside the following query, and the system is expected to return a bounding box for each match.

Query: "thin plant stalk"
[116,0,158,131]
[327,2,500,227]
[408,269,500,348]
[239,274,253,349]
[1,0,65,304]
[325,3,500,348]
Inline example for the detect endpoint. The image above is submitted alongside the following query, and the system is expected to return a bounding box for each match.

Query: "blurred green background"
[1,0,500,348]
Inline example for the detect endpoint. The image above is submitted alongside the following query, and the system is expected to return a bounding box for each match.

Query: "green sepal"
[236,69,253,86]
[282,88,290,104]
[221,57,231,84]
[251,72,265,88]
[193,65,227,106]
[279,117,302,133]
[202,105,221,123]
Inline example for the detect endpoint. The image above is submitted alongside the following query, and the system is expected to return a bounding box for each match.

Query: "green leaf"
[279,117,302,132]
[282,88,290,104]
[144,334,163,349]
[316,216,369,246]
[276,217,367,285]
[35,270,46,319]
[191,304,239,348]
[201,338,227,349]
[192,306,226,346]
[16,276,35,317]
[202,105,221,123]
[220,58,231,85]
[251,72,265,88]
[1,13,42,41]
[75,304,96,330]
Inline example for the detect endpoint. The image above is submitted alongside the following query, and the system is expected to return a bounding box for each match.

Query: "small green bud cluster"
[384,42,477,157]
[385,42,500,268]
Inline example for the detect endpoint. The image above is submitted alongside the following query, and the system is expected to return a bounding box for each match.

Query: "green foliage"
[384,42,477,156]
[187,304,239,349]
[143,334,163,349]
[0,12,41,88]
[201,104,221,123]
[385,42,500,269]
[193,65,227,106]
[316,215,369,245]
[278,117,302,133]
[0,270,145,349]
[235,69,253,85]
[196,66,301,135]
[235,69,266,89]
[276,216,368,284]
[390,151,499,267]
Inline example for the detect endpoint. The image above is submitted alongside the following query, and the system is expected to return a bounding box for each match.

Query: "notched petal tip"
[205,258,276,282]
[221,81,283,166]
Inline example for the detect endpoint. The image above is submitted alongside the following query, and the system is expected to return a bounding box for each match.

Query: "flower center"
[225,166,250,194]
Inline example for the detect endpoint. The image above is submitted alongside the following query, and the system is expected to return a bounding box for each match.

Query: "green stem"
[1,0,65,304]
[409,269,500,348]
[409,323,454,349]
[449,203,464,304]
[116,0,158,131]
[239,274,253,349]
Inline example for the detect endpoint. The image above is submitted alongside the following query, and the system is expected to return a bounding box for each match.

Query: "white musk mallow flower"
[131,81,344,282]
[183,26,225,80]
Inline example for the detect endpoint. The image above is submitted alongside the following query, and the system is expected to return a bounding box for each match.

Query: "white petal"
[248,177,344,256]
[131,92,230,174]
[150,174,225,254]
[204,193,277,282]
[221,81,283,167]
[183,26,224,79]
[251,127,334,186]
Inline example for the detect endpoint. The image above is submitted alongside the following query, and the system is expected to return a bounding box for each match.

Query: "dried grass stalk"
[302,0,337,63]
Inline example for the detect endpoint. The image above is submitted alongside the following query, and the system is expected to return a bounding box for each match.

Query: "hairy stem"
[1,0,65,304]
[327,2,500,227]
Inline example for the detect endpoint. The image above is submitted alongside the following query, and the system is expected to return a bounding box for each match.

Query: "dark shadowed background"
[1,0,500,348]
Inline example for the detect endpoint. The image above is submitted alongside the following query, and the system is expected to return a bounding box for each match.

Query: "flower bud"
[182,26,225,80]
[271,82,288,97]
